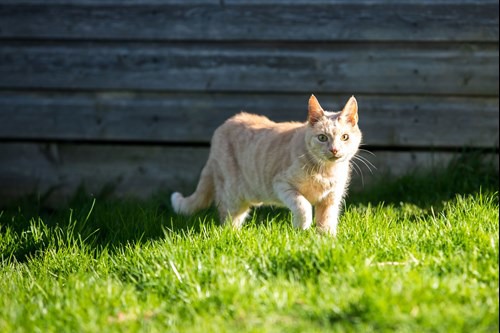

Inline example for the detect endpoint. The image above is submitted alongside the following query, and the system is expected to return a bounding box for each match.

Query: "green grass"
[0,154,498,332]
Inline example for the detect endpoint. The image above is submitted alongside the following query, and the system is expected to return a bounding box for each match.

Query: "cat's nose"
[329,147,339,156]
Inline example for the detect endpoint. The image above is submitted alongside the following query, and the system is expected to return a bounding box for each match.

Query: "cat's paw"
[170,192,184,214]
[317,224,337,237]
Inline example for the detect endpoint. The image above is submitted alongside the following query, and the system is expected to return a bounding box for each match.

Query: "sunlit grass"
[0,155,498,332]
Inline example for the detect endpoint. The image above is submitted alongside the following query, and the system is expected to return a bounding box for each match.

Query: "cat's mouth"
[327,153,342,161]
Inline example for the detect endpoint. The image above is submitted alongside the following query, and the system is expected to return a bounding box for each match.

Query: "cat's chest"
[296,174,338,204]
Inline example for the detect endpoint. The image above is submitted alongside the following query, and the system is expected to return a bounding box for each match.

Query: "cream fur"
[171,95,362,235]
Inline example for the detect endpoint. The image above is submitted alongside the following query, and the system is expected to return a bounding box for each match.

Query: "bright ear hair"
[308,94,324,125]
[340,96,358,126]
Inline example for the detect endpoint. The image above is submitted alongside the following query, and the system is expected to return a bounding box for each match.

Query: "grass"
[0,154,498,332]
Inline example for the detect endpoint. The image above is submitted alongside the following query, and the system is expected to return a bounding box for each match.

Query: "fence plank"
[2,142,494,205]
[0,1,497,42]
[0,92,498,148]
[0,0,498,203]
[0,43,497,95]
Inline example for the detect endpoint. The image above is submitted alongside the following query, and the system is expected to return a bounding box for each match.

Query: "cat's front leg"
[273,181,313,230]
[315,198,340,236]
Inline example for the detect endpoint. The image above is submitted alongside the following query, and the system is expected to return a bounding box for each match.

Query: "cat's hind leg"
[216,200,251,229]
[211,169,250,228]
[228,207,251,229]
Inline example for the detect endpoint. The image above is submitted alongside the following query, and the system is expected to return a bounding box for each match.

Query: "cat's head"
[305,95,362,163]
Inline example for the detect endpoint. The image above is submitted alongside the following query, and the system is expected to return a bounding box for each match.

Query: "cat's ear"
[308,94,324,125]
[340,96,358,126]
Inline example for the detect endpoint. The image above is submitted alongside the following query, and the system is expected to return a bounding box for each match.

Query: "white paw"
[170,192,183,213]
[317,224,337,237]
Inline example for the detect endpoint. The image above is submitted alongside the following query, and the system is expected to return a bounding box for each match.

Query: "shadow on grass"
[1,153,498,262]
[347,153,498,208]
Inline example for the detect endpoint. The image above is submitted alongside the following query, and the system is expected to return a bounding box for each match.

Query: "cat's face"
[305,95,362,163]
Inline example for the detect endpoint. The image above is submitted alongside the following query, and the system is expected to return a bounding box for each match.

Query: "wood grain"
[1,92,498,148]
[0,43,497,95]
[0,0,498,202]
[3,142,494,205]
[0,1,497,42]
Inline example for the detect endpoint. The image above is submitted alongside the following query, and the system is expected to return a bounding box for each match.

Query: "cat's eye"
[341,134,349,141]
[317,134,329,142]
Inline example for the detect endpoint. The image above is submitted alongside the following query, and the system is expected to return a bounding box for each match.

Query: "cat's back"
[218,112,302,134]
[209,111,304,199]
[211,112,275,149]
[210,111,303,168]
[226,112,275,129]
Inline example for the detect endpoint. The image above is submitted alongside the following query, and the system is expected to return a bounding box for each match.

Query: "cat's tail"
[171,161,214,215]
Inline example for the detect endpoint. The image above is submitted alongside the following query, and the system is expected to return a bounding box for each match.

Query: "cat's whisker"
[358,148,376,156]
[354,158,374,176]
[355,154,377,170]
[350,160,361,176]
[353,155,376,174]
[350,160,364,187]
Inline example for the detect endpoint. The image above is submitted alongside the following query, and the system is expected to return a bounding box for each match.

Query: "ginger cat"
[171,95,362,235]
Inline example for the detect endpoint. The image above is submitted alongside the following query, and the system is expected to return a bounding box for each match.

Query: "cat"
[171,95,362,236]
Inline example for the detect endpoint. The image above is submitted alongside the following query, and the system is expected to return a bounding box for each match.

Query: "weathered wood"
[0,0,497,203]
[0,1,219,4]
[0,1,497,42]
[2,142,495,205]
[0,43,497,96]
[0,143,210,204]
[0,92,498,149]
[2,0,495,3]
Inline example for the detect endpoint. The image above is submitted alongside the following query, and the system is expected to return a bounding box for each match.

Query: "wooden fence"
[0,0,498,203]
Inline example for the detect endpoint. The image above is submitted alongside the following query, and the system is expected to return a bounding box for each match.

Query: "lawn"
[0,155,498,333]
